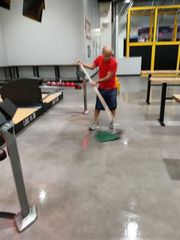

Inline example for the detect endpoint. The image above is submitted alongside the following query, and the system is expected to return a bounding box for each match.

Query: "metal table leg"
[83,78,88,114]
[157,83,167,126]
[146,74,151,104]
[1,123,37,232]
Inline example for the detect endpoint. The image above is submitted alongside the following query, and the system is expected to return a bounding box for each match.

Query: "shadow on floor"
[144,113,159,121]
[144,113,180,121]
[139,101,176,106]
[149,125,180,136]
[163,159,180,180]
[0,212,15,219]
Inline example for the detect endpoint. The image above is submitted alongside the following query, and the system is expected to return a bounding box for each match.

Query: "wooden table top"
[150,77,180,84]
[142,70,180,75]
[43,92,62,103]
[13,107,40,124]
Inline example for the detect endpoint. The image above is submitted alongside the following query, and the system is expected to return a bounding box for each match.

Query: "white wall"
[116,5,142,75]
[0,19,7,66]
[100,2,112,48]
[0,24,8,79]
[0,0,86,66]
[117,14,126,58]
[83,0,101,64]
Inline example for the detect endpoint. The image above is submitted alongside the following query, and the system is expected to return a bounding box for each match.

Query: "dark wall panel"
[124,39,138,57]
[124,38,179,71]
[23,0,45,22]
[154,45,178,70]
[130,46,152,70]
[0,0,11,10]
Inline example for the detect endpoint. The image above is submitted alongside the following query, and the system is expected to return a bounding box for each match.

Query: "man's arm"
[94,61,117,85]
[91,71,114,87]
[77,60,96,70]
[97,71,113,83]
[83,63,96,70]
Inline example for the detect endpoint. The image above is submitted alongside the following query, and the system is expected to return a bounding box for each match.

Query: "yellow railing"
[125,5,180,73]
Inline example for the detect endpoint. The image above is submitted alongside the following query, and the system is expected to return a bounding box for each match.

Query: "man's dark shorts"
[95,88,117,111]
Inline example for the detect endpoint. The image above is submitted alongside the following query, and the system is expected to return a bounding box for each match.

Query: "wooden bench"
[141,70,180,76]
[143,71,180,105]
[149,77,180,126]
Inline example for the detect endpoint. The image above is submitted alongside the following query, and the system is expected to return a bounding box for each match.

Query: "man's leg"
[109,109,117,129]
[89,109,100,131]
[109,89,117,129]
[94,109,100,123]
[111,109,116,121]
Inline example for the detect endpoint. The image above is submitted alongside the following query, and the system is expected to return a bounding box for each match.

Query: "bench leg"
[15,67,19,78]
[146,75,151,104]
[157,83,167,126]
[54,66,59,81]
[76,65,80,82]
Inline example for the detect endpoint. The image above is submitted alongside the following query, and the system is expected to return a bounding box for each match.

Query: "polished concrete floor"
[1,76,180,240]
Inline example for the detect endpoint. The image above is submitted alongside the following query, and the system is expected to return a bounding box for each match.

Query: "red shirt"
[94,55,117,90]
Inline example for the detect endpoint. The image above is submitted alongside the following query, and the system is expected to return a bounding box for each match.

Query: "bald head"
[102,47,113,61]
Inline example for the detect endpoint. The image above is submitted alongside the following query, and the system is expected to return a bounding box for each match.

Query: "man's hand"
[77,60,84,66]
[77,61,96,70]
[91,80,99,87]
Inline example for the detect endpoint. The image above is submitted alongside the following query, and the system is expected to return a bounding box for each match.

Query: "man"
[78,47,118,131]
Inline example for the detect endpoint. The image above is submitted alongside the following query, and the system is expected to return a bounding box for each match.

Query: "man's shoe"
[89,122,99,131]
[109,121,116,130]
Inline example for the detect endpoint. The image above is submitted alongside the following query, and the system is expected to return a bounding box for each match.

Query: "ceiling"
[98,0,180,3]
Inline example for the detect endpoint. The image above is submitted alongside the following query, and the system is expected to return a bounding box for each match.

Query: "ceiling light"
[124,0,131,3]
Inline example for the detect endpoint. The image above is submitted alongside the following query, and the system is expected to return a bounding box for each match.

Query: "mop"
[79,64,122,142]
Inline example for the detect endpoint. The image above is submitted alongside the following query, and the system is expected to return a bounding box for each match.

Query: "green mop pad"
[95,130,121,142]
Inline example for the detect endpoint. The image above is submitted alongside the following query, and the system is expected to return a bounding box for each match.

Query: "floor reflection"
[121,212,142,240]
[38,189,47,204]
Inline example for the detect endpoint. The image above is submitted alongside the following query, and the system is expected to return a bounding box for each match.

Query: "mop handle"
[80,64,113,122]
